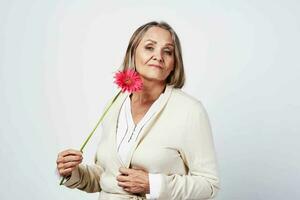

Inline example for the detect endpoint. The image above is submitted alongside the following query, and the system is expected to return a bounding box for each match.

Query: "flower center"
[125,78,132,85]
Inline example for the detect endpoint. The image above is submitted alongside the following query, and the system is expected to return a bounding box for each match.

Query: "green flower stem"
[59,90,122,185]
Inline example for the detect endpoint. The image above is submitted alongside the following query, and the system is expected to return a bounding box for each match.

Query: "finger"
[57,155,83,164]
[122,186,139,194]
[123,187,130,192]
[58,167,74,176]
[116,174,130,182]
[131,166,145,171]
[59,149,82,157]
[119,167,133,175]
[117,181,131,188]
[58,160,81,170]
[63,160,82,169]
[57,156,82,165]
[57,151,82,163]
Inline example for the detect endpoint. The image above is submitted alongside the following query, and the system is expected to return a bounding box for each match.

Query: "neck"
[131,79,166,105]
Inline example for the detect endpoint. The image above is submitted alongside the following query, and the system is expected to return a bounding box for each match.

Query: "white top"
[116,93,164,199]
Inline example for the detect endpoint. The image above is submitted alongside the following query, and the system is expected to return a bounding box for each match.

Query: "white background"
[0,0,299,199]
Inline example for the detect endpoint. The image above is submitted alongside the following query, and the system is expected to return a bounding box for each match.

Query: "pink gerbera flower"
[114,69,143,93]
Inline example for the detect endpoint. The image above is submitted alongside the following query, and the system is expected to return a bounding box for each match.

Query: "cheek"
[166,59,175,72]
[137,50,151,63]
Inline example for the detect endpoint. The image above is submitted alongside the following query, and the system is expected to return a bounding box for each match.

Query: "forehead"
[141,26,173,44]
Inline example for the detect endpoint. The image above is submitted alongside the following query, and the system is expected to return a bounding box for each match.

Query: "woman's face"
[134,27,175,84]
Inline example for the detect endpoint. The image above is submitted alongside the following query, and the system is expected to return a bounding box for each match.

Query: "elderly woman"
[56,21,220,200]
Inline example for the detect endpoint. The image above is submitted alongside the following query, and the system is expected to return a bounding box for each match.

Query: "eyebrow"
[144,39,174,47]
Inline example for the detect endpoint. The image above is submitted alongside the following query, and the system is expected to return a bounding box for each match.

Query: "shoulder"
[171,88,204,107]
[168,88,207,114]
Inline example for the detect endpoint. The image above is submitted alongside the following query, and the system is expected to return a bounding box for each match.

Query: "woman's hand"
[56,149,83,177]
[117,167,150,194]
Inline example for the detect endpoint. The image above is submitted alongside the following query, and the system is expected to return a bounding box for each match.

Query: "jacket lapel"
[104,91,129,167]
[124,85,173,168]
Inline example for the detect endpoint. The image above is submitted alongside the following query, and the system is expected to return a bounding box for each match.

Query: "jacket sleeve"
[158,101,220,200]
[63,136,104,193]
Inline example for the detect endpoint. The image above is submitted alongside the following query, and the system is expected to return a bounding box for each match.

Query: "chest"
[99,112,188,175]
[98,97,190,174]
[130,101,153,125]
[130,122,188,174]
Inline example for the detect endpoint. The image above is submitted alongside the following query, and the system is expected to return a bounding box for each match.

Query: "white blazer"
[64,85,220,200]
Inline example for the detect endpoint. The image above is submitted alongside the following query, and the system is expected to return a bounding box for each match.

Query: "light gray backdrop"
[0,0,299,199]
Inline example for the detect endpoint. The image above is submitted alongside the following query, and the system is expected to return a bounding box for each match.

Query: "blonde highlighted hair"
[121,21,185,88]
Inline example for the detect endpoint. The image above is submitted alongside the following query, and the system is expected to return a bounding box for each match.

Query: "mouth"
[148,64,163,69]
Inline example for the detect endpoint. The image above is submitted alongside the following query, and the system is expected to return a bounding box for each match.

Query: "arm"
[63,162,103,193]
[63,137,104,193]
[158,102,220,200]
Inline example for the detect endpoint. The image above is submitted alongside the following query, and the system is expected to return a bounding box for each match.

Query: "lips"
[148,64,162,69]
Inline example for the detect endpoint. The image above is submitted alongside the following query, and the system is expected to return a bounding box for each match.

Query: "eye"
[145,46,154,51]
[163,50,173,56]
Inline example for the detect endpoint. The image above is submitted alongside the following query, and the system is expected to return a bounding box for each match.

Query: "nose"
[153,50,163,62]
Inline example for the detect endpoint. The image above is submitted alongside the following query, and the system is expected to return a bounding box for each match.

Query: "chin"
[141,74,164,82]
[137,69,166,82]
